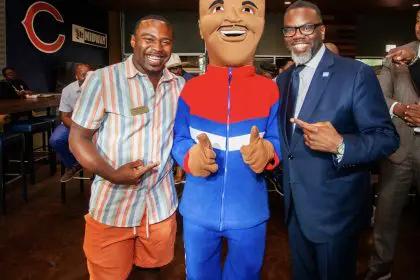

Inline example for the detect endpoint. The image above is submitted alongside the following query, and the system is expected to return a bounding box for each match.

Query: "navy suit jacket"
[276,50,399,243]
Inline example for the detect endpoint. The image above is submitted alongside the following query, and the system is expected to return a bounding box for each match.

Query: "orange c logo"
[21,1,65,53]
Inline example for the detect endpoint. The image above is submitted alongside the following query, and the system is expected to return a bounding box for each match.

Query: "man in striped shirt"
[69,15,185,280]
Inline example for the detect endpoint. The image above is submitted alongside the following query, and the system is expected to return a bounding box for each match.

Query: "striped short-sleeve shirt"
[72,55,185,227]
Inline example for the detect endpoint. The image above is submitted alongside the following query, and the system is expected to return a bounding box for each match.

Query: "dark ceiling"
[90,0,419,13]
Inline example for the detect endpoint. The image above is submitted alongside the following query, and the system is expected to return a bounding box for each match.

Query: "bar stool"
[60,164,92,203]
[0,132,27,214]
[265,165,283,197]
[11,117,57,184]
[35,115,59,172]
[408,186,417,205]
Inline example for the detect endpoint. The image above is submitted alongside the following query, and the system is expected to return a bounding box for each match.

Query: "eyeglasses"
[281,23,323,37]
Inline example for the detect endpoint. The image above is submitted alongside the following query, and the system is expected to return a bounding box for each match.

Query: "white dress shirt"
[293,44,326,120]
[59,80,82,114]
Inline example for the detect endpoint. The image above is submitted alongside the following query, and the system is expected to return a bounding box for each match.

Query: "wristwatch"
[336,140,345,155]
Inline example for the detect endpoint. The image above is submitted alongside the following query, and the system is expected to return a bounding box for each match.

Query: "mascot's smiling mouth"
[218,24,248,39]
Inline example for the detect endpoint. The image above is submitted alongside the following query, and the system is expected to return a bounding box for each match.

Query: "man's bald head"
[325,42,339,55]
[75,64,90,85]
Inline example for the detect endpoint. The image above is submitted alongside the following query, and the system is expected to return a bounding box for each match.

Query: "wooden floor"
[0,166,419,280]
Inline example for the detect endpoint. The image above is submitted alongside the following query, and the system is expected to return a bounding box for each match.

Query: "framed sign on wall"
[72,24,107,48]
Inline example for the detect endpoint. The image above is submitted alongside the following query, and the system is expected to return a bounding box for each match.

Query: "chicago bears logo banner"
[21,1,65,53]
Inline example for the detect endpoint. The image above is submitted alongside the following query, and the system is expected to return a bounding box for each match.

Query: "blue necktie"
[286,65,305,145]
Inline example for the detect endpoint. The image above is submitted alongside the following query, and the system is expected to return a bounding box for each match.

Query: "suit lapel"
[409,41,420,95]
[280,68,294,150]
[290,51,334,150]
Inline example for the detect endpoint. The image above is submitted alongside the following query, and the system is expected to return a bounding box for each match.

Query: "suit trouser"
[288,208,358,280]
[49,124,78,168]
[369,135,420,273]
[183,218,266,280]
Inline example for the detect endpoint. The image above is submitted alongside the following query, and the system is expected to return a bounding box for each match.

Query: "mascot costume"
[172,0,281,279]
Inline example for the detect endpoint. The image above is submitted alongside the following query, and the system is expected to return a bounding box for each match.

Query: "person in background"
[166,53,194,82]
[278,59,295,75]
[260,61,279,79]
[276,1,399,279]
[364,9,420,280]
[165,53,188,184]
[325,42,340,55]
[0,67,33,99]
[385,39,420,89]
[49,64,90,183]
[69,15,184,280]
[0,114,10,133]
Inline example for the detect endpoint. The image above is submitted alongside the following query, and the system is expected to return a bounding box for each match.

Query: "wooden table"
[0,95,60,114]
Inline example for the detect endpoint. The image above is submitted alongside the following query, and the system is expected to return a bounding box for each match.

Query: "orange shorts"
[83,213,177,280]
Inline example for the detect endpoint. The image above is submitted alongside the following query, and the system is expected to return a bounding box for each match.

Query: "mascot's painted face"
[199,0,265,67]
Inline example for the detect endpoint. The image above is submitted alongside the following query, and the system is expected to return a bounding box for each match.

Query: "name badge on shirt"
[130,106,149,116]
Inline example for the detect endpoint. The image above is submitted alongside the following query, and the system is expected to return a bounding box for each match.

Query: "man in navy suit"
[275,1,399,280]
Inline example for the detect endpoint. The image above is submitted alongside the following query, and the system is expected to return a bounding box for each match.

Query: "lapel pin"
[322,72,330,77]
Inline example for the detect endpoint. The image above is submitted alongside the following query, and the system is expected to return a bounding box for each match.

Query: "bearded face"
[283,7,325,65]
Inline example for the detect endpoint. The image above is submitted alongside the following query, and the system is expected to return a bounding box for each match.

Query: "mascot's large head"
[199,0,265,67]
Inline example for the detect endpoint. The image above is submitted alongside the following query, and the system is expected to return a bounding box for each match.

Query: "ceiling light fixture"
[414,3,420,7]
[285,1,291,4]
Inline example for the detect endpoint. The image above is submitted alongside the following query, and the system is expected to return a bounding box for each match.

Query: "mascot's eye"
[212,5,224,13]
[242,7,254,14]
